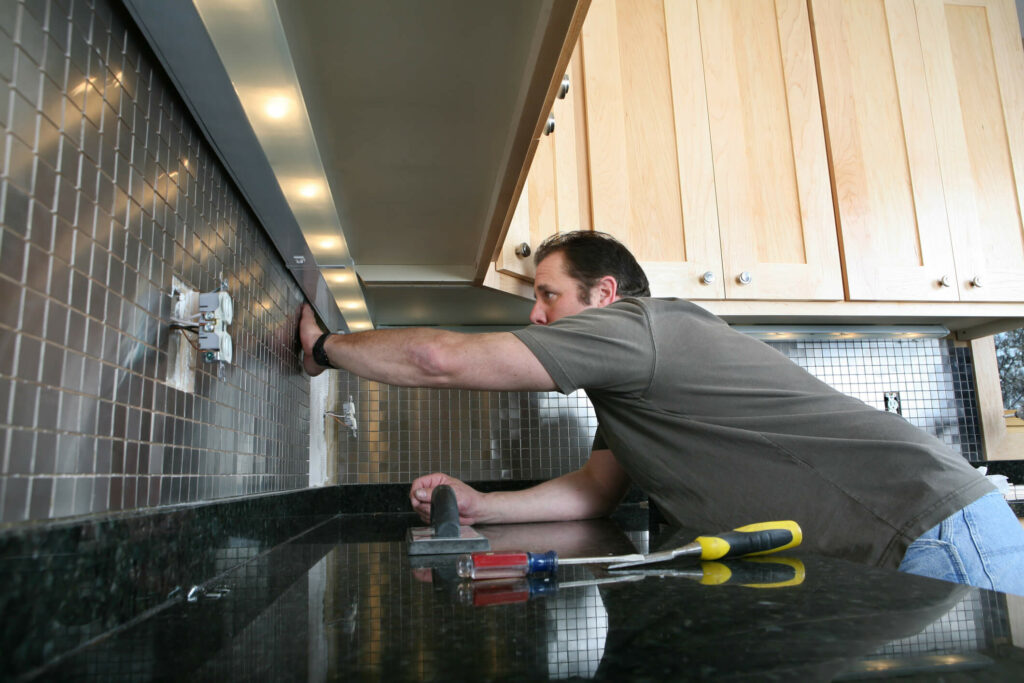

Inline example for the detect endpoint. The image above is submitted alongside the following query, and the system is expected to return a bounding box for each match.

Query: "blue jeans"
[898,492,1024,597]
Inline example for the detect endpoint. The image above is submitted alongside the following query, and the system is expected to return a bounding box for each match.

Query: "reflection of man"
[301,231,1024,594]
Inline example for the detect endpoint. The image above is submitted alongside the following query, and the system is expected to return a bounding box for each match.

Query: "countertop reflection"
[6,512,1024,680]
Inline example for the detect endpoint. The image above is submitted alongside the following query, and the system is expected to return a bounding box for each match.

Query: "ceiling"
[123,0,582,330]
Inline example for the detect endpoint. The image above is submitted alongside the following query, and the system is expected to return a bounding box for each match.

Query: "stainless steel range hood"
[122,0,586,331]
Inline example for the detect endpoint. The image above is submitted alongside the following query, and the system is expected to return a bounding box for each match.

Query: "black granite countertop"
[4,495,1024,681]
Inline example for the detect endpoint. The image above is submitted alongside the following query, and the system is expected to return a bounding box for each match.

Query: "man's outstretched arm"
[299,304,556,392]
[409,449,632,525]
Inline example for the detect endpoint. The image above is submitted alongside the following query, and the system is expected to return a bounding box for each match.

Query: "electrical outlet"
[884,391,902,415]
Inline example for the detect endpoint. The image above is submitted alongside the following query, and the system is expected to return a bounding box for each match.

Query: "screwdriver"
[607,520,801,569]
[456,549,645,580]
[457,521,801,579]
[457,559,804,607]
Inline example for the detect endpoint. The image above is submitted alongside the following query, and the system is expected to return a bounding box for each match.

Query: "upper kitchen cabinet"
[495,47,591,281]
[812,0,959,301]
[919,0,1024,302]
[582,0,842,300]
[813,0,1024,302]
[497,0,844,301]
[577,0,724,298]
[689,0,842,300]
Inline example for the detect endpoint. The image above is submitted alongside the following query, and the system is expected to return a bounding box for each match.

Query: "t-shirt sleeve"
[511,300,655,395]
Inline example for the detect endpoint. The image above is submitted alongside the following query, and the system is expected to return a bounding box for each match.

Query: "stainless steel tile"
[71,477,92,515]
[15,332,41,381]
[1,229,27,284]
[51,477,74,516]
[7,428,34,473]
[15,2,45,64]
[14,50,42,109]
[2,476,29,522]
[25,242,49,293]
[28,477,53,518]
[0,26,14,83]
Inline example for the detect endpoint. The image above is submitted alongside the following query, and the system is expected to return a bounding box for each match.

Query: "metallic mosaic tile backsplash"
[0,0,309,525]
[329,338,981,484]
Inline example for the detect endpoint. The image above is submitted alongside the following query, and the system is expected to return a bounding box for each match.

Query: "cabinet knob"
[970,276,983,288]
[558,74,570,99]
[700,271,715,285]
[544,113,555,136]
[939,275,951,287]
[737,271,753,285]
[515,242,531,258]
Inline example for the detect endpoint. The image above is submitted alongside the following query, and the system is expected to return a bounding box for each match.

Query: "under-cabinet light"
[732,325,950,340]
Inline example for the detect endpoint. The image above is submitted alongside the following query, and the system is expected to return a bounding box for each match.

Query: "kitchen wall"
[0,0,310,525]
[330,337,982,484]
[0,0,991,526]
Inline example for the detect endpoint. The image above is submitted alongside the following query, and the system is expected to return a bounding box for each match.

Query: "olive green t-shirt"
[512,298,993,569]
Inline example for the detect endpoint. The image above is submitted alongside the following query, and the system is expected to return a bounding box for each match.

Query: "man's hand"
[409,473,487,525]
[299,304,329,376]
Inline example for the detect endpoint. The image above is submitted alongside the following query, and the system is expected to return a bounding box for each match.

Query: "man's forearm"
[320,328,450,387]
[320,328,556,391]
[476,466,625,524]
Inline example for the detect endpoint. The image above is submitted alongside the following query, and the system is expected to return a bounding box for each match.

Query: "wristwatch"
[312,332,335,369]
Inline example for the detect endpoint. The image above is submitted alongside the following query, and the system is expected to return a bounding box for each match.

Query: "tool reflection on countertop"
[457,558,805,607]
[456,521,801,578]
[457,574,644,607]
[625,557,806,588]
[406,485,490,555]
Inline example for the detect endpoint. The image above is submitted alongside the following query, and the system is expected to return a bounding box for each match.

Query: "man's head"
[529,231,650,325]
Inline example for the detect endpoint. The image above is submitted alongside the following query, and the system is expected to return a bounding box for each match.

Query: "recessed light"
[316,237,339,250]
[264,95,292,119]
[298,182,322,199]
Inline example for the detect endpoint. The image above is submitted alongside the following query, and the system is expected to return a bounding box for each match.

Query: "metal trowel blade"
[406,525,491,555]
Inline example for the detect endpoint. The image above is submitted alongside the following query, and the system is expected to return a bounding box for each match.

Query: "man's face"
[529,251,595,325]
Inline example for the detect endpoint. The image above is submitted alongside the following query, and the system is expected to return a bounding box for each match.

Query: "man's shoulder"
[614,297,716,319]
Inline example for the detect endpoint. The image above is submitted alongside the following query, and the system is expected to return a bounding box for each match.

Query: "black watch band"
[312,332,335,369]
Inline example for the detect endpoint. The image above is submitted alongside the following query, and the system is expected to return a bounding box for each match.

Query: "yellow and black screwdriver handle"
[694,521,802,560]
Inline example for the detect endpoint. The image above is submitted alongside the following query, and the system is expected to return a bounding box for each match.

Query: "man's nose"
[529,302,547,325]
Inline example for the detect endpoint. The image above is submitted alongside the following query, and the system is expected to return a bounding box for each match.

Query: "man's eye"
[545,292,557,300]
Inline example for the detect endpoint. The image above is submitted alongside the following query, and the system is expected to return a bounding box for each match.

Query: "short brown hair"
[534,231,650,301]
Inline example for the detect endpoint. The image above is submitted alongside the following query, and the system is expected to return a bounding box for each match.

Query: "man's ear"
[594,275,619,306]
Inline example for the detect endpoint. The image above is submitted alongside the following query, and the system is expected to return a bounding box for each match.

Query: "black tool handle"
[431,485,460,538]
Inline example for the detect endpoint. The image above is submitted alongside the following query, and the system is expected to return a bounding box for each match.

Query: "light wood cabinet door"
[918,0,1024,302]
[496,48,590,281]
[697,0,843,300]
[580,0,842,301]
[580,0,725,298]
[813,0,960,301]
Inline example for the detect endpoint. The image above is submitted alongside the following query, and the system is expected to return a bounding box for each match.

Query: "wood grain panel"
[554,44,584,236]
[700,0,842,300]
[580,0,630,243]
[813,0,958,301]
[581,0,725,298]
[920,0,1024,301]
[663,0,725,297]
[496,140,539,279]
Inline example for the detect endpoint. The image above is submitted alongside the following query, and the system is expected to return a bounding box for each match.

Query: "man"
[300,231,1024,594]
